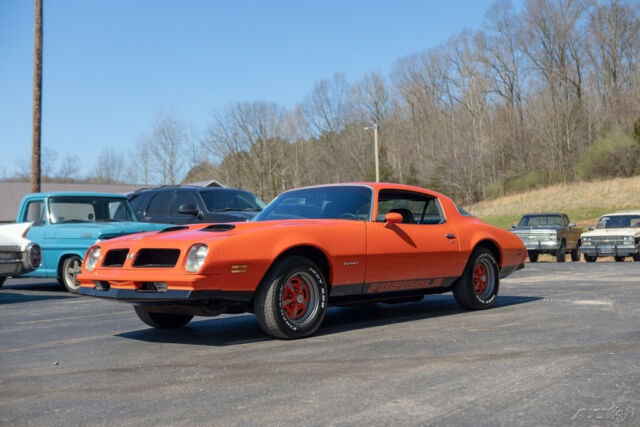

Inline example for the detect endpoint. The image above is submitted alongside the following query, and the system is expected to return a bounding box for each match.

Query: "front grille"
[590,236,627,246]
[132,249,180,268]
[102,249,128,267]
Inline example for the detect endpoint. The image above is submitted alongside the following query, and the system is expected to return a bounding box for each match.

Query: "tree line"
[9,0,640,205]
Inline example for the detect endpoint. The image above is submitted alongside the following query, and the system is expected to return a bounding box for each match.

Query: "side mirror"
[178,204,199,216]
[511,223,517,229]
[569,222,576,228]
[588,225,594,231]
[384,212,403,228]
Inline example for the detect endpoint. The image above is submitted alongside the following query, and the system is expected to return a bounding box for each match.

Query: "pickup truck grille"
[589,236,626,246]
[132,249,181,268]
[102,249,128,267]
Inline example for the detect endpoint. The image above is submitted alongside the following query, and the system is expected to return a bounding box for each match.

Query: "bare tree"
[148,111,187,185]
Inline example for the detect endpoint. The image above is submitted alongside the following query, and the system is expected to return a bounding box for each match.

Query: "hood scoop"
[158,226,189,233]
[201,224,236,232]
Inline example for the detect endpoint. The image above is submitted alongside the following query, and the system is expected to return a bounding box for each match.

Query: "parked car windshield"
[199,190,266,213]
[597,215,640,229]
[48,196,135,224]
[518,215,563,227]
[254,186,372,221]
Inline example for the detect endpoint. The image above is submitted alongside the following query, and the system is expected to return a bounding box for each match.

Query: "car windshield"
[518,215,564,227]
[199,190,266,212]
[254,186,373,221]
[49,196,135,224]
[596,215,640,229]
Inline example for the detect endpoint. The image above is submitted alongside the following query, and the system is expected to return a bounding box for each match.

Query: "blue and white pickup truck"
[16,192,169,293]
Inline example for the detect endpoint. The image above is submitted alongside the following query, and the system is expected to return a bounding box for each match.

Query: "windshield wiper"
[96,219,123,222]
[57,219,89,224]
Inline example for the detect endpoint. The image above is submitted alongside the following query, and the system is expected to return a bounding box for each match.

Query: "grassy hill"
[467,176,640,229]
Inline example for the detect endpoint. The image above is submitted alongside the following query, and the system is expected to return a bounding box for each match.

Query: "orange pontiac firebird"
[78,183,526,339]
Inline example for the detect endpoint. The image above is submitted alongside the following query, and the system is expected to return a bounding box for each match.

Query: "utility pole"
[31,0,43,193]
[364,122,380,182]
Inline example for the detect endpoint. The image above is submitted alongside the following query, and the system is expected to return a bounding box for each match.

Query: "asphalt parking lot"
[1,263,639,426]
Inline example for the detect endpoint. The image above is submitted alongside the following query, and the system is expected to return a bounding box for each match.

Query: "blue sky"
[0,0,517,178]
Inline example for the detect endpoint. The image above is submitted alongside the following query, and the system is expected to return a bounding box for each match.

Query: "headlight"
[547,233,557,241]
[623,236,634,243]
[582,236,591,242]
[85,247,101,271]
[26,242,41,269]
[185,244,208,273]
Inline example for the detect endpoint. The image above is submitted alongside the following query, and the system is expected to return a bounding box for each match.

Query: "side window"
[376,190,443,224]
[24,200,44,224]
[146,191,174,217]
[129,193,151,218]
[173,191,199,215]
[563,215,570,226]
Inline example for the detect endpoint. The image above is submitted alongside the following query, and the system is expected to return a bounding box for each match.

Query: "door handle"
[445,233,456,239]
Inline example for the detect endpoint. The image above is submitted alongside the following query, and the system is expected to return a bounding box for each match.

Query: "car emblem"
[126,253,134,260]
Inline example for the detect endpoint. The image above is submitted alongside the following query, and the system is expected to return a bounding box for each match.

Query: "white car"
[0,222,42,288]
[580,211,640,262]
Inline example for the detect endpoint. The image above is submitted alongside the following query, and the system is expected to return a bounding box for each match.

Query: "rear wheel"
[584,255,597,263]
[59,256,82,293]
[255,256,327,339]
[614,256,626,262]
[134,306,193,329]
[556,242,566,262]
[528,251,538,263]
[453,248,499,310]
[633,254,640,262]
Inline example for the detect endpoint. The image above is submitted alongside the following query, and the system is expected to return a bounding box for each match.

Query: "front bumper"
[78,286,252,303]
[580,244,638,257]
[522,241,559,251]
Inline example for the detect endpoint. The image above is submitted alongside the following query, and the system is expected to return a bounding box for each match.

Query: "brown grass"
[466,176,640,229]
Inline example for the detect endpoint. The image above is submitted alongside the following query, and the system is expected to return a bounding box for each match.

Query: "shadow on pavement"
[0,291,73,305]
[2,279,66,293]
[117,294,542,347]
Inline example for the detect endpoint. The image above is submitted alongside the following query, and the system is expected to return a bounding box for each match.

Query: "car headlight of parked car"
[582,237,592,245]
[185,244,208,273]
[85,247,101,271]
[622,236,634,243]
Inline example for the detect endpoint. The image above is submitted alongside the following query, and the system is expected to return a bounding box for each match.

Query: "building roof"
[0,182,141,223]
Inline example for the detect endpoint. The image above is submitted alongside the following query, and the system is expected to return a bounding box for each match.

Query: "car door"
[143,190,176,224]
[365,189,461,289]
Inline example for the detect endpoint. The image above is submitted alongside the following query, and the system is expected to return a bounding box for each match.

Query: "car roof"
[279,182,449,198]
[24,191,127,199]
[521,212,566,216]
[601,210,640,216]
[129,185,249,195]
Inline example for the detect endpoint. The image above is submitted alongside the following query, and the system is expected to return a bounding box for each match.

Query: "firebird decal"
[365,278,445,294]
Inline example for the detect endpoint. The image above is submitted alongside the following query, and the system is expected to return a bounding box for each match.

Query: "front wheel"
[614,256,626,262]
[453,248,499,310]
[570,247,580,262]
[528,251,539,263]
[584,255,597,263]
[556,242,566,262]
[59,256,83,293]
[134,306,193,329]
[255,256,327,339]
[633,254,640,262]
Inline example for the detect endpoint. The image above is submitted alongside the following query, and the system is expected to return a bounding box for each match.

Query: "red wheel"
[281,274,314,323]
[453,248,499,310]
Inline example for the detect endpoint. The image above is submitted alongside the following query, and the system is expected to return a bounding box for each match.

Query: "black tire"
[134,306,193,329]
[254,256,327,339]
[570,247,580,261]
[528,251,539,263]
[556,242,566,263]
[59,255,83,293]
[0,276,6,288]
[633,254,640,262]
[614,256,626,262]
[584,255,597,263]
[453,247,499,310]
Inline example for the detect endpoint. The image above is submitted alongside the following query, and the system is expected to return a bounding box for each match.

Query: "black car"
[127,186,266,224]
